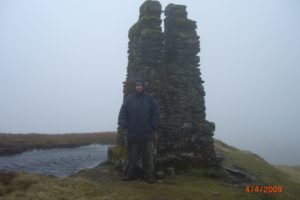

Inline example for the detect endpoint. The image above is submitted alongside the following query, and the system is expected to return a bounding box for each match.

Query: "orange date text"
[245,185,283,193]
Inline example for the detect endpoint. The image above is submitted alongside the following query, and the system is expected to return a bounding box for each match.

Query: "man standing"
[118,78,160,183]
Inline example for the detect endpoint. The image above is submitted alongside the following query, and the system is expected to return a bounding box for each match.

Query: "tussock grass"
[0,163,290,200]
[1,139,299,199]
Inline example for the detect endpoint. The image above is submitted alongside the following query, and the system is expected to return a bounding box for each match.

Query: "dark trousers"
[127,140,154,178]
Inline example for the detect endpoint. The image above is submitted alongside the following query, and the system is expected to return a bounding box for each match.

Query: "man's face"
[135,83,144,93]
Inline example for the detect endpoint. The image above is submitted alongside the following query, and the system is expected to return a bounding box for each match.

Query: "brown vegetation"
[0,172,16,186]
[0,132,117,156]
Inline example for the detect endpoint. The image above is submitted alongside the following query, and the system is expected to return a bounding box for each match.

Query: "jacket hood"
[135,77,145,86]
[135,78,146,95]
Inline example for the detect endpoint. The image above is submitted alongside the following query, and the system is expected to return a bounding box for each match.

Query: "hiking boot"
[121,176,135,181]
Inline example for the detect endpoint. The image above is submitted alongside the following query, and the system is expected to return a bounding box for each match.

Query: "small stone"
[166,167,175,175]
[156,171,165,179]
[213,192,221,196]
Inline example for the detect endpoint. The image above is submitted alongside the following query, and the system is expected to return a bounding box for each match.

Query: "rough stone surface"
[117,1,220,172]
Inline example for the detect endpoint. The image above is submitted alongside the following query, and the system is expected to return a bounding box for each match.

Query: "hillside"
[275,165,300,185]
[0,139,299,200]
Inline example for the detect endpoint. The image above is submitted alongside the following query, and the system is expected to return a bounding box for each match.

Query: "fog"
[0,0,299,165]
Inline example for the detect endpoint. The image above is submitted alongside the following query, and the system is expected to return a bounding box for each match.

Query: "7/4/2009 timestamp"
[245,185,283,193]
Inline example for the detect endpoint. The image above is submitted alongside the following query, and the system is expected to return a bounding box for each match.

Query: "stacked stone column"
[123,1,164,98]
[155,4,218,169]
[117,1,219,171]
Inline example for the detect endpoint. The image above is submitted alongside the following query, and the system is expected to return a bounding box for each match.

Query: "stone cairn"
[157,3,218,169]
[122,0,163,97]
[116,1,220,173]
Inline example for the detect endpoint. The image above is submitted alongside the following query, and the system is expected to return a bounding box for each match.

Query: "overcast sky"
[0,0,299,165]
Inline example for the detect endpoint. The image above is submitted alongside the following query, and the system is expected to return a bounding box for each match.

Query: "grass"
[275,165,300,184]
[0,163,290,200]
[214,139,300,199]
[0,132,117,156]
[1,138,299,200]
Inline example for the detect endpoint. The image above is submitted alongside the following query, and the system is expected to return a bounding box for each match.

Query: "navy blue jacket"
[118,92,160,141]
